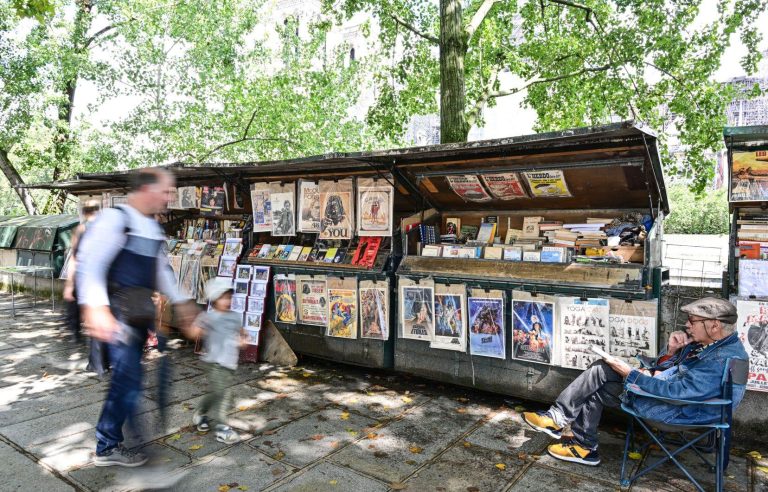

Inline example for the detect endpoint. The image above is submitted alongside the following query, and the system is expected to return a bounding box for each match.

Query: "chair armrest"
[625,384,732,406]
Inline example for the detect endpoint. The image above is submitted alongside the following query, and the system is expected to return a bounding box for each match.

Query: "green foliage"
[324,0,767,191]
[664,184,729,235]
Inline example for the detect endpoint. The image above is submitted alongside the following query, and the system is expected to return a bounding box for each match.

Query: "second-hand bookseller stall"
[723,125,768,394]
[382,121,669,402]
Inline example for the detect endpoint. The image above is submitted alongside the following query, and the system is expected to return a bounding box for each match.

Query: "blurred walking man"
[77,168,196,467]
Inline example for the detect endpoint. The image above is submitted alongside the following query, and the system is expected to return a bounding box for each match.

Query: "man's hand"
[603,356,633,378]
[82,305,120,342]
[667,331,691,355]
[62,284,75,303]
[174,300,200,335]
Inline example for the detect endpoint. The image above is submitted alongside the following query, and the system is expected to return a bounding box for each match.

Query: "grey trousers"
[550,360,624,450]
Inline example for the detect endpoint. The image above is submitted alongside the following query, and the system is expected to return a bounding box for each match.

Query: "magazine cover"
[319,179,354,240]
[608,299,658,366]
[399,278,435,341]
[250,182,272,232]
[559,297,610,369]
[297,275,328,326]
[446,175,492,202]
[200,185,226,209]
[326,276,358,338]
[357,177,393,236]
[522,170,572,197]
[431,284,467,352]
[359,279,389,340]
[178,186,199,208]
[298,180,321,232]
[269,182,296,236]
[468,291,505,359]
[736,299,768,392]
[480,173,528,200]
[512,292,555,364]
[274,274,297,324]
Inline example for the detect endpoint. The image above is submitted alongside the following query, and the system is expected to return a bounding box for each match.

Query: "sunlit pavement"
[1,294,765,491]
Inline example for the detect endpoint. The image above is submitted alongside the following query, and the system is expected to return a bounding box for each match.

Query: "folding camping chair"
[618,357,749,492]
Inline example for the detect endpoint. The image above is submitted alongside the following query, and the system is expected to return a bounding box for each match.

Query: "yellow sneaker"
[547,440,601,466]
[522,411,563,439]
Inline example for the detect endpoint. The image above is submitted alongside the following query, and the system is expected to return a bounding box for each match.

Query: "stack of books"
[737,211,768,258]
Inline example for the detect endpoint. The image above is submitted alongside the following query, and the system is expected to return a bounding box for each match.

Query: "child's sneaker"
[215,425,240,444]
[193,412,210,432]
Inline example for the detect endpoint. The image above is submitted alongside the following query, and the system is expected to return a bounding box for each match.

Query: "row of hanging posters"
[272,273,390,340]
[249,178,394,239]
[445,170,572,202]
[398,278,658,368]
[734,299,768,392]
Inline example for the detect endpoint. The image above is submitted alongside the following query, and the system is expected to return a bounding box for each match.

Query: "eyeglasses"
[687,317,710,327]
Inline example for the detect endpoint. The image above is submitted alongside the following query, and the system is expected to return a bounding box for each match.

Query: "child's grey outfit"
[196,310,242,423]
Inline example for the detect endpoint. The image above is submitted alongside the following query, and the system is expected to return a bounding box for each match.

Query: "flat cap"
[680,297,738,324]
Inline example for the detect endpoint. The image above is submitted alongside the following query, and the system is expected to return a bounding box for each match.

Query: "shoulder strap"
[114,205,131,234]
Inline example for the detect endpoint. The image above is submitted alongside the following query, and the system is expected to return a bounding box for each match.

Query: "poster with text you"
[736,299,768,392]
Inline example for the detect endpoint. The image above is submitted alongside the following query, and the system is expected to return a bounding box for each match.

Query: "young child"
[189,277,247,443]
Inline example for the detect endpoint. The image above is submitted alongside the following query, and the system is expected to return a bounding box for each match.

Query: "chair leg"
[715,430,725,492]
[620,418,635,487]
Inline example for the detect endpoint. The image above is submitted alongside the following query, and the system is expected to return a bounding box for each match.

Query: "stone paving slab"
[267,461,389,492]
[67,442,190,492]
[632,447,750,492]
[248,407,377,467]
[509,464,618,491]
[329,397,486,483]
[230,390,324,435]
[320,387,428,420]
[464,410,550,456]
[0,380,109,427]
[0,439,75,491]
[403,440,526,492]
[168,444,292,491]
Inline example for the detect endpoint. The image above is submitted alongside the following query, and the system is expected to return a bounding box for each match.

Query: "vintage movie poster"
[298,180,321,232]
[270,182,296,236]
[359,280,389,340]
[399,278,435,341]
[512,292,555,365]
[200,185,226,209]
[730,150,768,202]
[446,175,493,202]
[559,297,610,370]
[431,284,467,352]
[319,179,354,240]
[297,275,328,326]
[326,278,357,338]
[736,299,768,392]
[480,173,528,200]
[250,182,272,232]
[468,291,505,359]
[178,186,199,209]
[522,170,572,197]
[738,260,768,297]
[357,177,394,236]
[273,274,297,324]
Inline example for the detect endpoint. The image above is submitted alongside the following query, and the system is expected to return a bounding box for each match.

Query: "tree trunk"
[0,149,39,215]
[439,0,469,143]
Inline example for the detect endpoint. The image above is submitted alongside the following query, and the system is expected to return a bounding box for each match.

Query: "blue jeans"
[95,338,144,455]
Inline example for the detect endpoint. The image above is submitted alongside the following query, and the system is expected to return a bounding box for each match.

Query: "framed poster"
[359,280,389,340]
[730,150,768,202]
[298,180,321,232]
[399,278,435,341]
[431,283,467,352]
[274,274,297,324]
[250,182,272,232]
[468,290,505,359]
[270,182,296,236]
[559,297,609,370]
[357,177,393,236]
[297,275,328,326]
[319,179,354,240]
[512,291,556,364]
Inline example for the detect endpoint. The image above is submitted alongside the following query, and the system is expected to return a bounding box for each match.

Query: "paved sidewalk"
[1,295,765,491]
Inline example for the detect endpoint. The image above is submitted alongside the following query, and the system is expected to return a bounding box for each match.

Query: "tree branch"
[547,0,594,21]
[390,13,439,44]
[84,24,117,49]
[644,61,700,110]
[466,69,501,128]
[196,136,298,163]
[0,148,39,215]
[242,108,259,140]
[489,63,613,98]
[466,0,499,41]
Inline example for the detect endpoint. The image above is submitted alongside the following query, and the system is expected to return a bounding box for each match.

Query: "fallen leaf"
[456,397,469,403]
[374,451,388,458]
[302,372,312,378]
[328,480,338,486]
[237,487,248,491]
[401,396,413,404]
[263,430,277,436]
[368,444,376,449]
[189,444,203,451]
[456,408,467,414]
[340,411,350,420]
[346,429,359,437]
[390,482,407,490]
[462,441,472,448]
[273,451,285,460]
[758,466,768,474]
[748,451,763,460]
[628,451,642,460]
[309,434,325,441]
[467,487,480,492]
[366,432,379,440]
[329,441,340,449]
[405,460,417,465]
[218,486,230,492]
[514,406,526,413]
[227,483,239,488]
[167,433,182,441]
[275,393,289,399]
[409,445,424,454]
[237,405,252,412]
[517,452,528,461]
[270,468,283,477]
[495,463,506,471]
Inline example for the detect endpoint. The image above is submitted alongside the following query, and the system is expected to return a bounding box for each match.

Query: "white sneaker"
[215,425,240,444]
[192,412,210,432]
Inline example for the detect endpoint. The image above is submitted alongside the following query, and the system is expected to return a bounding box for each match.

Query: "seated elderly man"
[522,297,748,466]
